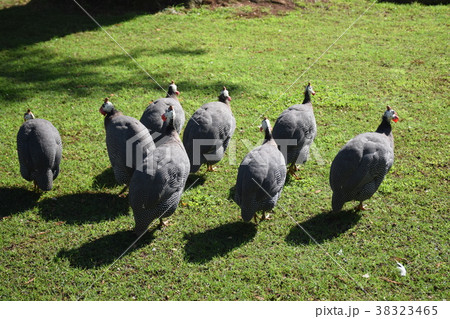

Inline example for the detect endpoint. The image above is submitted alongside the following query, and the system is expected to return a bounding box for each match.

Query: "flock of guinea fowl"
[16,81,399,236]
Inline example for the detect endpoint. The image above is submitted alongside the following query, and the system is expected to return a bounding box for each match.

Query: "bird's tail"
[36,169,53,191]
[331,193,344,213]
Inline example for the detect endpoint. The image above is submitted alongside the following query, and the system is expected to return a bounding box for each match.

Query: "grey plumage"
[182,87,236,173]
[140,81,185,140]
[329,106,399,212]
[99,98,155,187]
[234,118,286,222]
[130,106,190,235]
[17,117,62,191]
[272,83,316,177]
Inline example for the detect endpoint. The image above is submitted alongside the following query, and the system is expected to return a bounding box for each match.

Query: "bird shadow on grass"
[56,229,155,269]
[285,210,361,245]
[38,192,129,224]
[227,185,236,201]
[183,221,256,264]
[185,173,206,190]
[0,186,41,218]
[92,167,117,190]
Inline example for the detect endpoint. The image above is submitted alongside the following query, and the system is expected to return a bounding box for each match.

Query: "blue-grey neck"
[302,88,312,104]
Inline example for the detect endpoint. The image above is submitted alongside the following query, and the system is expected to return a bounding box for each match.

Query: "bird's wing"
[330,133,393,194]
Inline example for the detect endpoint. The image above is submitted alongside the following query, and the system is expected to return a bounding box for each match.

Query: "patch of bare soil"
[203,0,298,17]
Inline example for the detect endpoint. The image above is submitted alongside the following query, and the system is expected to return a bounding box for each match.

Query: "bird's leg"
[288,163,301,180]
[261,211,273,221]
[33,180,38,192]
[253,215,259,224]
[206,164,216,172]
[118,184,129,197]
[355,202,367,211]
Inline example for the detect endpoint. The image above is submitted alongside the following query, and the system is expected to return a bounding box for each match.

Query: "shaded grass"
[184,221,257,263]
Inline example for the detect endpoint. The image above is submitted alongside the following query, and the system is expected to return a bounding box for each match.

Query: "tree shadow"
[0,0,187,50]
[159,47,208,57]
[92,167,117,190]
[176,81,244,97]
[185,173,206,190]
[0,47,155,102]
[56,229,155,269]
[183,221,257,263]
[38,192,129,224]
[0,186,41,218]
[285,210,361,245]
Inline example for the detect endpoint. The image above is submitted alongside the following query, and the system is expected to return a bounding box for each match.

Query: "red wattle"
[161,114,167,121]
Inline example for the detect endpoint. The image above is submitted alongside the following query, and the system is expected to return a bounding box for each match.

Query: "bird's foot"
[206,164,217,172]
[261,213,272,221]
[288,165,301,180]
[118,185,129,197]
[158,219,171,229]
[355,202,367,211]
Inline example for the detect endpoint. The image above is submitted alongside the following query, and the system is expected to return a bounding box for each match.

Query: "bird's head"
[305,82,315,96]
[383,105,399,123]
[161,105,175,122]
[168,80,180,96]
[260,116,271,132]
[219,86,232,103]
[24,108,35,121]
[99,98,114,116]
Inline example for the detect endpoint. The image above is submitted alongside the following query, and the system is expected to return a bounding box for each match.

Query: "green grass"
[0,0,448,300]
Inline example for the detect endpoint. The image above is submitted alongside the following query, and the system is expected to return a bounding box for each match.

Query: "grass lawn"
[0,0,448,301]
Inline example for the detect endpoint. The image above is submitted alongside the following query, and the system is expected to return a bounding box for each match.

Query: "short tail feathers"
[331,194,344,213]
[36,169,54,191]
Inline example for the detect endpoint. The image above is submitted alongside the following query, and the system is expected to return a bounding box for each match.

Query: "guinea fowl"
[272,83,316,179]
[234,118,286,222]
[17,112,62,191]
[329,106,399,212]
[99,98,155,195]
[182,87,236,173]
[129,106,190,235]
[140,80,185,142]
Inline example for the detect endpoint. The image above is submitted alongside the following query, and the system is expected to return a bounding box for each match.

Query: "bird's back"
[17,119,62,190]
[235,142,286,221]
[130,134,190,234]
[272,103,317,164]
[140,98,185,137]
[330,132,394,211]
[105,114,154,184]
[183,101,235,172]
